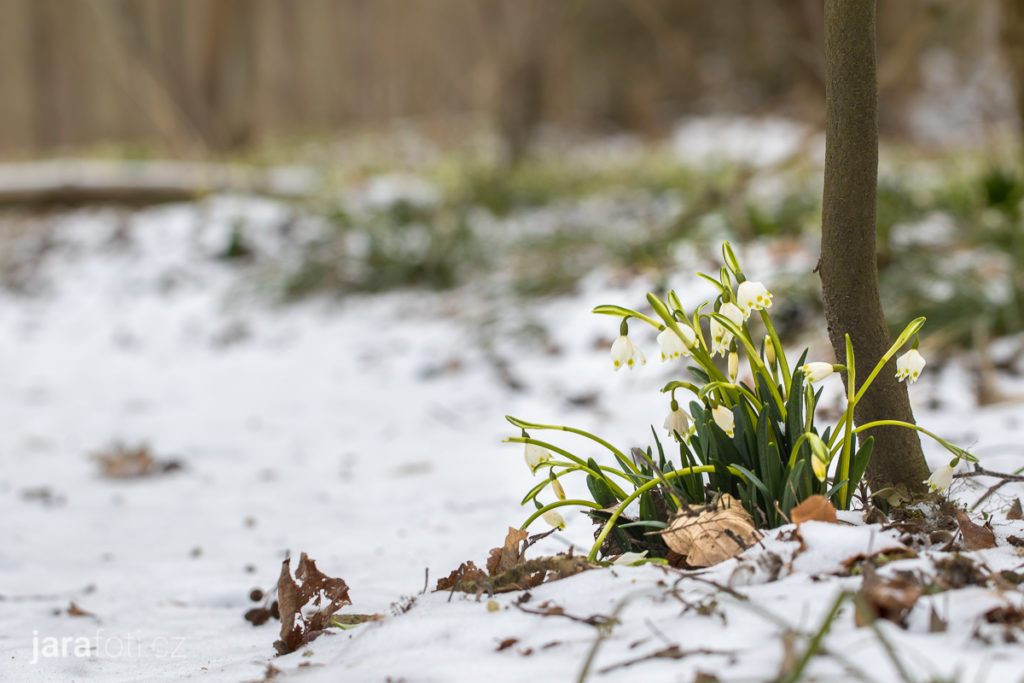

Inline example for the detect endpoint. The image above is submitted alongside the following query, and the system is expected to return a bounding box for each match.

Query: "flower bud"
[542,510,566,530]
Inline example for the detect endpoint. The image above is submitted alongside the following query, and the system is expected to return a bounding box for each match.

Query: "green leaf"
[730,463,772,501]
[849,436,874,494]
[618,520,669,530]
[781,460,807,519]
[639,492,657,521]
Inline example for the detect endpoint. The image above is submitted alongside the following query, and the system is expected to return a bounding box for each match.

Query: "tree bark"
[1000,0,1024,154]
[819,0,930,494]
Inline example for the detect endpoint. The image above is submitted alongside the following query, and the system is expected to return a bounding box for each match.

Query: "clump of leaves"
[436,527,591,595]
[506,242,974,562]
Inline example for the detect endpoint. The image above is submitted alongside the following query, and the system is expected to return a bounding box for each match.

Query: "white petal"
[800,362,834,382]
[925,464,953,492]
[737,281,773,317]
[524,444,552,470]
[896,349,926,384]
[712,405,735,437]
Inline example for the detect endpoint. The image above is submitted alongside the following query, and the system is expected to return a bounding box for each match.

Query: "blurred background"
[2,0,1024,369]
[1,0,1020,158]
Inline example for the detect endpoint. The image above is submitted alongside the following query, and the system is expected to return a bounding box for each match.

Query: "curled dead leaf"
[488,527,529,576]
[855,564,922,627]
[658,494,762,568]
[274,553,352,655]
[789,495,838,526]
[1007,499,1023,521]
[955,510,997,551]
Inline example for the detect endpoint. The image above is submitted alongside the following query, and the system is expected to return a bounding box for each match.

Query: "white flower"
[728,351,739,382]
[895,349,926,384]
[712,405,735,438]
[611,335,646,370]
[925,463,953,492]
[542,510,566,529]
[551,478,566,501]
[612,551,648,566]
[736,281,773,318]
[800,362,835,383]
[663,405,690,441]
[657,326,696,361]
[710,303,744,356]
[524,443,552,472]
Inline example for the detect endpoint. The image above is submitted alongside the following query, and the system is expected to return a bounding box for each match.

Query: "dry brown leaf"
[855,563,922,627]
[93,442,183,478]
[274,553,352,655]
[435,561,487,591]
[66,602,95,618]
[1008,499,1023,521]
[487,527,529,576]
[790,495,838,525]
[955,510,997,550]
[659,494,762,568]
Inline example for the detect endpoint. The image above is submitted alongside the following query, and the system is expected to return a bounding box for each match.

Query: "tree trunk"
[1000,0,1024,154]
[819,0,930,494]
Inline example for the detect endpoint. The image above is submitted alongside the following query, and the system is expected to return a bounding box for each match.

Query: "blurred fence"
[0,0,1013,158]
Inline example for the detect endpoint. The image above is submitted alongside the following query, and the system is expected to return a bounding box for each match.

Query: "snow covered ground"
[1,194,1023,683]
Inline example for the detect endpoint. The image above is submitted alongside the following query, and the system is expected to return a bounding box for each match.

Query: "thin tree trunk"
[819,0,930,494]
[1000,0,1024,154]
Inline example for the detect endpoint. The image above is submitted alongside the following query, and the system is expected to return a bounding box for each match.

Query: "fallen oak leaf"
[488,527,529,576]
[1008,499,1023,521]
[658,494,762,568]
[955,510,997,550]
[274,553,352,655]
[790,495,838,526]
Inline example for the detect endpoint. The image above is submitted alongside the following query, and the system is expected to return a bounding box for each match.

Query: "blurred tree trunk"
[199,0,255,150]
[819,0,930,495]
[1000,0,1024,154]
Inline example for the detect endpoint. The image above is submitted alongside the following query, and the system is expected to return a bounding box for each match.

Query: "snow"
[1,194,1023,683]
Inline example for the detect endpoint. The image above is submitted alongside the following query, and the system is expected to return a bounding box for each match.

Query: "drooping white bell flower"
[542,510,566,529]
[611,334,646,370]
[657,325,696,361]
[710,303,744,357]
[800,362,835,383]
[895,349,926,384]
[925,463,954,492]
[711,405,735,438]
[736,281,773,318]
[728,351,739,382]
[524,443,552,472]
[663,403,690,441]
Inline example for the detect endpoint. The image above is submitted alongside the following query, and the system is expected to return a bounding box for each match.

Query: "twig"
[515,603,616,628]
[597,645,731,674]
[953,464,1024,483]
[953,464,1024,509]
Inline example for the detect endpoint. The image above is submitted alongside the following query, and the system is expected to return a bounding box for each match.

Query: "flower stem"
[521,499,605,530]
[587,465,744,562]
